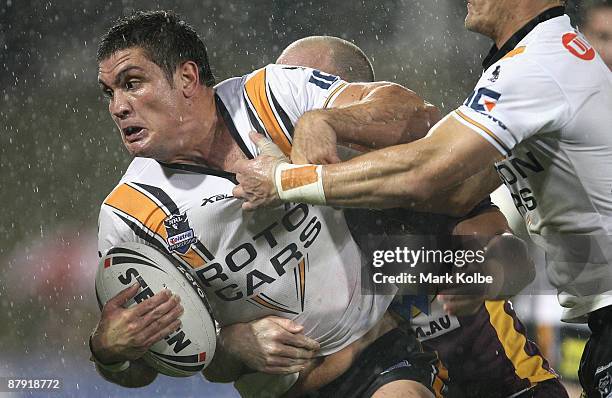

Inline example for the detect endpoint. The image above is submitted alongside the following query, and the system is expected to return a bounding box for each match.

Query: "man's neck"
[494,3,561,48]
[203,108,248,172]
[168,93,247,171]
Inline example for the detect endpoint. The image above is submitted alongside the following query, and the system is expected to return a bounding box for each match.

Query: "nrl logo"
[164,213,197,254]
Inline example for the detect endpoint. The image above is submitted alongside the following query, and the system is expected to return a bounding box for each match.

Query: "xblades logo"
[201,194,233,206]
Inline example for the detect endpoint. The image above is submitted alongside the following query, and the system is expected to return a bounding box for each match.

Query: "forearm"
[202,330,247,383]
[322,137,471,208]
[313,117,502,210]
[312,83,434,149]
[417,167,502,216]
[95,359,157,388]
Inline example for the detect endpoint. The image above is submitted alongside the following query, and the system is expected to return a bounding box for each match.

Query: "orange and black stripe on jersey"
[243,68,295,156]
[246,257,308,316]
[215,93,254,160]
[103,181,214,270]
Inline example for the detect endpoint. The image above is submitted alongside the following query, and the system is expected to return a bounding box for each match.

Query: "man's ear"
[179,60,200,98]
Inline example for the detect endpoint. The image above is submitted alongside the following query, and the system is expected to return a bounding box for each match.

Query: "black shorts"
[446,376,567,398]
[579,305,612,398]
[305,326,445,398]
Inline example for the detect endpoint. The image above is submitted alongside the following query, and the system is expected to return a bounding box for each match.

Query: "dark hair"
[97,10,215,87]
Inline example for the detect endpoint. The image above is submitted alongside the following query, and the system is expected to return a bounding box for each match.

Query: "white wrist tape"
[274,163,326,205]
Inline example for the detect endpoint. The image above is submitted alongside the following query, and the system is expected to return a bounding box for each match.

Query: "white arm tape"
[274,162,326,205]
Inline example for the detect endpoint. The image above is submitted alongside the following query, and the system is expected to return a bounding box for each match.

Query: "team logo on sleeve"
[164,213,197,254]
[562,32,595,61]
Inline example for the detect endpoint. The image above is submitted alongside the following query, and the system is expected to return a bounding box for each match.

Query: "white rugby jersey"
[98,65,392,355]
[452,9,612,321]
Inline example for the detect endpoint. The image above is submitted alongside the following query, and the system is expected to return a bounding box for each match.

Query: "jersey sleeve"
[97,203,134,256]
[453,58,571,156]
[264,64,348,113]
[242,64,348,154]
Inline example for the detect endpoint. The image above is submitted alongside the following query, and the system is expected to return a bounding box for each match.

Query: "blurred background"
[0,0,602,396]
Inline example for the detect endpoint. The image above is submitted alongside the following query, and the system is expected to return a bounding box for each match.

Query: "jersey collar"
[482,6,566,70]
[214,92,255,160]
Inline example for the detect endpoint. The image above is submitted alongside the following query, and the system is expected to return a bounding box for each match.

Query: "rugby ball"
[95,242,216,377]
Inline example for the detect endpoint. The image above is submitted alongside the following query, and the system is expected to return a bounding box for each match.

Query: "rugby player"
[582,0,612,69]
[89,10,443,398]
[233,1,612,396]
[278,35,567,398]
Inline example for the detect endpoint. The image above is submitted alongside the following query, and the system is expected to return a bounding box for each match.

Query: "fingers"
[266,316,304,333]
[242,201,258,212]
[140,294,182,328]
[324,153,342,165]
[261,356,311,374]
[232,185,246,200]
[131,289,173,316]
[280,332,320,352]
[140,299,184,345]
[290,151,308,165]
[263,364,309,375]
[106,282,140,309]
[143,318,183,347]
[250,131,286,158]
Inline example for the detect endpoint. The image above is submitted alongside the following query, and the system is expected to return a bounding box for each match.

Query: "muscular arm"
[329,82,439,147]
[424,166,502,216]
[233,115,503,213]
[322,115,503,209]
[291,82,440,164]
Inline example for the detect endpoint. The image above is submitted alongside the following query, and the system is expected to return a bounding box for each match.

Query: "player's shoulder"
[516,16,606,86]
[102,158,177,205]
[101,157,153,200]
[244,64,316,85]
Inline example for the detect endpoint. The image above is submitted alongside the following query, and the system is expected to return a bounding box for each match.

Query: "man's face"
[584,8,612,69]
[465,0,514,38]
[98,47,185,160]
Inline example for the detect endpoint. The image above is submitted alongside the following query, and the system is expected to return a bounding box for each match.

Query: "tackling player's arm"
[233,114,502,212]
[323,115,502,208]
[291,82,440,165]
[421,166,502,216]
